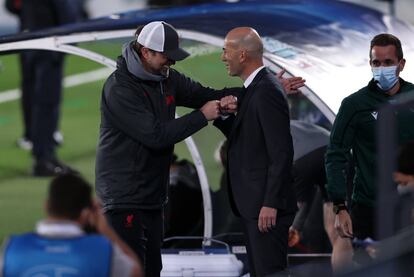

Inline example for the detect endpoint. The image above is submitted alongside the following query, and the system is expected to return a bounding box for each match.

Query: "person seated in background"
[350,140,414,262]
[0,173,142,277]
[288,120,353,272]
[284,71,354,270]
[164,154,204,248]
[394,140,414,224]
[394,140,414,189]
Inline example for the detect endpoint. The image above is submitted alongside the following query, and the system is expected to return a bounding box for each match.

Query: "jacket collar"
[244,66,265,88]
[36,220,85,238]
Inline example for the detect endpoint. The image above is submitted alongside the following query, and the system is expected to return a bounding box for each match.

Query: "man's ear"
[141,47,151,60]
[240,49,247,63]
[79,208,91,226]
[399,58,406,73]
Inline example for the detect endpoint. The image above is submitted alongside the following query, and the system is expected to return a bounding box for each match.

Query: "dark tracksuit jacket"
[96,52,238,212]
[326,78,414,207]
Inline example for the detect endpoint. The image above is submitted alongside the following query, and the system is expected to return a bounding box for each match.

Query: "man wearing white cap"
[95,21,238,276]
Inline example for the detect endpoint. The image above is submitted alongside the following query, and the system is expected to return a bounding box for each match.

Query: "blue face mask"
[372,65,399,91]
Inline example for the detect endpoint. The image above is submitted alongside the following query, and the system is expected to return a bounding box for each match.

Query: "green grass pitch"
[0,42,242,242]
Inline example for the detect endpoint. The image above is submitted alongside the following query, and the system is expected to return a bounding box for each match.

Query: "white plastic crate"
[161,252,243,277]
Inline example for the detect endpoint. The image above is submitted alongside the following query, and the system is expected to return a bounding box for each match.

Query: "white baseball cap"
[137,21,190,61]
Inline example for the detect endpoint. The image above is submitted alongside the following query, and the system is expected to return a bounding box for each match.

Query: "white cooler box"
[161,251,243,277]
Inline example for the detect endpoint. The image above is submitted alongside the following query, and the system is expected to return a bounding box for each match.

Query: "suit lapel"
[228,68,267,141]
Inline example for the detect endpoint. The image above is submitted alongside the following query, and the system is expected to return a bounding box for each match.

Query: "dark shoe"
[32,159,79,177]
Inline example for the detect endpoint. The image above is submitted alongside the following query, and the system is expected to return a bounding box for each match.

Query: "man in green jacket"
[326,34,414,247]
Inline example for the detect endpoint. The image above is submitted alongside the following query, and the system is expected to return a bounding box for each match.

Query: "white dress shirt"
[244,66,265,88]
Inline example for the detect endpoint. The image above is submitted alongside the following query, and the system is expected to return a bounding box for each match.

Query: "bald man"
[214,27,297,276]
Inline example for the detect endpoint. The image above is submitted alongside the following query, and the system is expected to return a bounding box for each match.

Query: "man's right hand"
[200,100,220,121]
[288,226,300,247]
[334,210,354,238]
[87,199,110,234]
[219,95,238,114]
[276,68,306,95]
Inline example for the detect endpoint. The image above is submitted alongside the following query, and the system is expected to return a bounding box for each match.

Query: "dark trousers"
[351,203,375,265]
[19,52,34,140]
[20,50,63,161]
[106,209,164,277]
[351,203,375,240]
[241,212,295,277]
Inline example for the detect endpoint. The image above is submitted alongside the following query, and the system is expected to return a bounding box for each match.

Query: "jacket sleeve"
[102,81,208,150]
[325,97,357,204]
[172,70,242,108]
[213,115,236,138]
[256,87,293,210]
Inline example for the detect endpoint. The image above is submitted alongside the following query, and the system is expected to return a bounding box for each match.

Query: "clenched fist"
[200,100,220,121]
[219,95,238,115]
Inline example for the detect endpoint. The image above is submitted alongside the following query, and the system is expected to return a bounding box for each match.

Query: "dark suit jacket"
[214,68,297,219]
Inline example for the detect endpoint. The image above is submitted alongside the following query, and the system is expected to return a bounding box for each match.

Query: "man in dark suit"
[214,27,297,276]
[10,0,84,176]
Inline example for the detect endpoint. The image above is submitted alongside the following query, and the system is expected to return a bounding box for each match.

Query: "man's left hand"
[258,206,277,233]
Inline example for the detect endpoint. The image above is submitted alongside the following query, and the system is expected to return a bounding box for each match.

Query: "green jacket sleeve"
[325,96,357,203]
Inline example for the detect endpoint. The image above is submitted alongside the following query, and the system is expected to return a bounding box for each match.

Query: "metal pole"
[376,104,398,239]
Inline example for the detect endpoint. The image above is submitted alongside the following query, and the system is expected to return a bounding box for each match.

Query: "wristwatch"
[333,203,348,214]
